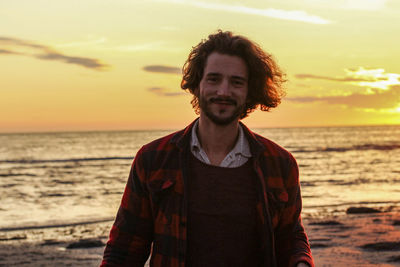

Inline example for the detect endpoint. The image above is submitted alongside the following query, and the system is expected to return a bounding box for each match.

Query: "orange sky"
[1,0,399,132]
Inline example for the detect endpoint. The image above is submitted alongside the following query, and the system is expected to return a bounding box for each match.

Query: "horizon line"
[1,123,399,135]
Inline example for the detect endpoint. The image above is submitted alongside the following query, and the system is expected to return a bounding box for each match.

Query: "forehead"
[203,52,248,78]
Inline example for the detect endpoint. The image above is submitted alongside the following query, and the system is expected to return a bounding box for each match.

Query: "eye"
[206,76,219,83]
[232,79,245,87]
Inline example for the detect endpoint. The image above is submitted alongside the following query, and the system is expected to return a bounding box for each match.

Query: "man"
[101,30,314,267]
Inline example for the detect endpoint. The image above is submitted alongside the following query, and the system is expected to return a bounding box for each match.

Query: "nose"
[216,78,230,96]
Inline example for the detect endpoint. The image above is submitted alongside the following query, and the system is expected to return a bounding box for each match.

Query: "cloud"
[36,52,107,69]
[0,37,47,49]
[143,65,181,74]
[287,85,400,110]
[296,67,400,90]
[154,0,331,24]
[0,48,21,55]
[295,74,387,82]
[148,87,185,97]
[56,37,176,53]
[0,36,109,70]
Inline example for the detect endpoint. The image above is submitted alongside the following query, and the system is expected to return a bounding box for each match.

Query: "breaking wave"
[292,144,400,153]
[0,156,133,164]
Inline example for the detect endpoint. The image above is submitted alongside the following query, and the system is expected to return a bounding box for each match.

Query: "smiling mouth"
[210,97,237,106]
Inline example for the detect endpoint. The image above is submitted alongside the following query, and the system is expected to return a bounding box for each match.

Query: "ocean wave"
[0,218,114,232]
[0,156,133,164]
[305,177,400,186]
[292,144,400,153]
[0,173,37,177]
[304,200,400,210]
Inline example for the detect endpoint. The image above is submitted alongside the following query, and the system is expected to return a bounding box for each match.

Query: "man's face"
[197,52,249,126]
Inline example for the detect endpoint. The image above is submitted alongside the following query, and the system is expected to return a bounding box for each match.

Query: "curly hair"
[181,30,286,119]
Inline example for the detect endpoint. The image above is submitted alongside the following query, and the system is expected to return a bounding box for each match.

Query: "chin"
[204,112,239,126]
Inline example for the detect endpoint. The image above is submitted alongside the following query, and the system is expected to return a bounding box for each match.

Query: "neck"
[197,114,240,165]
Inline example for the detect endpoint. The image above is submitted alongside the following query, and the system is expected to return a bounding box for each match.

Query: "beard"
[199,95,245,125]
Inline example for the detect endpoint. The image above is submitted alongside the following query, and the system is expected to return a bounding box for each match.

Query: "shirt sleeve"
[101,147,153,267]
[274,155,314,267]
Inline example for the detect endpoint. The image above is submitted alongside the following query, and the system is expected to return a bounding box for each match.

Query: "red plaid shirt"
[101,120,314,267]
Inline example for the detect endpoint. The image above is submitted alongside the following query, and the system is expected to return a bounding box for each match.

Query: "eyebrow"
[206,72,248,82]
[231,75,248,82]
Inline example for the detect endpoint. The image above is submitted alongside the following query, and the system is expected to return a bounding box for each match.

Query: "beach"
[1,126,399,266]
[1,205,399,266]
[308,207,400,266]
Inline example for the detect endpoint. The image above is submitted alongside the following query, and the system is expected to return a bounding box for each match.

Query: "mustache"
[209,97,237,105]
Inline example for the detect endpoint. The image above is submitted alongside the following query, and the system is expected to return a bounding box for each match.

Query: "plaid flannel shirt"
[101,119,314,267]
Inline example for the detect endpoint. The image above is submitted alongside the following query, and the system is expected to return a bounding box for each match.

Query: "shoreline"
[1,207,399,266]
[309,209,400,266]
[0,218,114,232]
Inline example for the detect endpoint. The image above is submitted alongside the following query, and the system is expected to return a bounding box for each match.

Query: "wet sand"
[1,207,399,266]
[309,207,400,267]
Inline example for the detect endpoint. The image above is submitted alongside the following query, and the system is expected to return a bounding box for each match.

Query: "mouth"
[210,97,237,106]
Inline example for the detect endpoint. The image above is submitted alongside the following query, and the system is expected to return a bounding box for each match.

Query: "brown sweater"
[186,153,262,267]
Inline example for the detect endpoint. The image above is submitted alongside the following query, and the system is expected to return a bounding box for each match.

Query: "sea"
[1,125,399,230]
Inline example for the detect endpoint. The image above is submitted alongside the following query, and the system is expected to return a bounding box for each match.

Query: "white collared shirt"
[190,120,252,168]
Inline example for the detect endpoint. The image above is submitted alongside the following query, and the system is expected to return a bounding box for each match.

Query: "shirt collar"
[190,120,251,158]
[190,119,202,152]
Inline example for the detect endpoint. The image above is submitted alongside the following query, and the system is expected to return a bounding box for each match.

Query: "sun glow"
[1,0,400,132]
[345,67,400,90]
[375,105,400,114]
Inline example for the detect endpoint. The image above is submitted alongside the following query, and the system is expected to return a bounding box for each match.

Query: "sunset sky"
[1,0,399,132]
